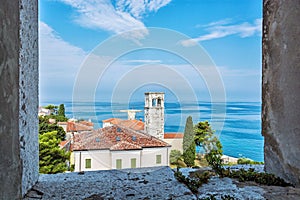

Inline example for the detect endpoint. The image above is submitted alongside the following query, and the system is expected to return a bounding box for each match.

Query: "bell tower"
[144,92,164,139]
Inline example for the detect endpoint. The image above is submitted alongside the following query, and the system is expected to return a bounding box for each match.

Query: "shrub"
[237,158,264,165]
[174,168,211,194]
[170,150,182,165]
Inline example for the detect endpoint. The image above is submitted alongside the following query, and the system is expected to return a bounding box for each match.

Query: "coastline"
[221,155,239,164]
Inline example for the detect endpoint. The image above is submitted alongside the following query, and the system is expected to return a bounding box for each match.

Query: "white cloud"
[39,21,87,100]
[147,0,172,12]
[58,0,171,40]
[39,22,86,76]
[181,18,262,47]
[196,18,233,28]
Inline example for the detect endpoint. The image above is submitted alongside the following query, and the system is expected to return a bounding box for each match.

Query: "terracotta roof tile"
[102,118,122,123]
[59,140,68,147]
[79,121,94,127]
[67,121,93,132]
[164,133,184,139]
[73,125,170,151]
[59,140,71,150]
[102,118,144,131]
[119,119,144,131]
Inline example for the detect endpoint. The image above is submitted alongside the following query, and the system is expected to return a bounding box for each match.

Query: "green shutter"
[85,159,91,169]
[116,159,122,169]
[156,155,162,164]
[131,158,137,168]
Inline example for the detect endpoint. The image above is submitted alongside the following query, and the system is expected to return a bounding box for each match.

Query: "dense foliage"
[39,104,69,174]
[39,131,70,174]
[223,168,293,186]
[194,121,223,174]
[237,158,264,165]
[182,116,196,167]
[170,150,182,165]
[39,116,66,140]
[44,104,68,122]
[58,103,66,117]
[44,104,57,114]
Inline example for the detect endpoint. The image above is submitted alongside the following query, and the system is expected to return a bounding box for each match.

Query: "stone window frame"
[2,1,300,199]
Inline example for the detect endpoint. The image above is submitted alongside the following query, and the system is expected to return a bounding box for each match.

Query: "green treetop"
[194,121,223,174]
[58,104,65,117]
[44,104,58,114]
[39,131,70,174]
[182,116,196,167]
[39,116,66,140]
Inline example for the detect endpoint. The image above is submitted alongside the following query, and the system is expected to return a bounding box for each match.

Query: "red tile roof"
[119,119,144,131]
[72,125,170,151]
[102,118,122,124]
[59,140,71,151]
[102,118,144,131]
[67,121,93,132]
[79,121,94,127]
[59,140,69,148]
[164,133,184,139]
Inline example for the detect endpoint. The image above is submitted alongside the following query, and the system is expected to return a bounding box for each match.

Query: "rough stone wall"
[0,0,38,198]
[19,0,39,196]
[262,0,300,186]
[0,1,22,198]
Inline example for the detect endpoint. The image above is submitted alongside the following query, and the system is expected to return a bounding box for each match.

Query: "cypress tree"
[182,116,195,167]
[58,104,65,117]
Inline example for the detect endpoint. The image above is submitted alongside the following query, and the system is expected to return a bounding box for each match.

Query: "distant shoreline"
[221,155,239,164]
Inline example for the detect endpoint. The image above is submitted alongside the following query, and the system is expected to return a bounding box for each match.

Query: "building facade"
[72,125,170,171]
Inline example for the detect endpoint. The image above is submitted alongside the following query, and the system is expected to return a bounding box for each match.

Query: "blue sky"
[39,0,262,103]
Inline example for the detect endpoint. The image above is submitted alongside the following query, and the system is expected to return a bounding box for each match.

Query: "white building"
[72,125,171,171]
[38,107,51,116]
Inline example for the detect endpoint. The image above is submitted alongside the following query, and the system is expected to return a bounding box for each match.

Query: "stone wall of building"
[262,0,300,186]
[0,0,39,198]
[19,0,39,195]
[144,92,165,140]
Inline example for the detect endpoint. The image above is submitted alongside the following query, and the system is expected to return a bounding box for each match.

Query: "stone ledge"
[24,165,300,200]
[24,166,195,200]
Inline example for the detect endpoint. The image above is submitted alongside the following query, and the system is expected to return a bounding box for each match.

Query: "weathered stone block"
[0,0,38,198]
[263,0,300,186]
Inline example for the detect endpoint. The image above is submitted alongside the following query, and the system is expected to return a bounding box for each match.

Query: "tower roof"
[144,92,165,94]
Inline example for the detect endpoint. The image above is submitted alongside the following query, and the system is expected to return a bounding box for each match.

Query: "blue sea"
[41,101,264,162]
